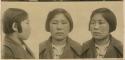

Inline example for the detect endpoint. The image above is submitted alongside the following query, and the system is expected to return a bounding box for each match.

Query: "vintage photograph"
[1,2,124,59]
[1,8,35,59]
[1,0,123,2]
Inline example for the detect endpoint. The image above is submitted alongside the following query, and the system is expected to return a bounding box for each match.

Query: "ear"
[12,22,18,32]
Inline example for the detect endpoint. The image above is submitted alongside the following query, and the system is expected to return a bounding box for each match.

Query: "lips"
[93,32,102,36]
[56,32,64,36]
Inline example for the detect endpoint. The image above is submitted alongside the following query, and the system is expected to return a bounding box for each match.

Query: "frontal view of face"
[50,13,70,40]
[39,8,83,59]
[90,13,110,40]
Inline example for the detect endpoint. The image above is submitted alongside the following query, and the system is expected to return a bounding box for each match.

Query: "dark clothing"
[81,35,123,58]
[39,37,82,59]
[2,36,35,59]
[80,0,123,1]
[38,0,122,1]
[38,0,80,1]
[1,0,28,1]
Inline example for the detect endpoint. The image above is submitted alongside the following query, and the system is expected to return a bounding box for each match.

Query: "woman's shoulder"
[81,39,94,54]
[3,38,18,52]
[39,40,51,53]
[2,45,14,59]
[68,38,82,56]
[68,38,81,47]
[39,40,49,47]
[82,39,94,48]
[110,37,123,53]
[111,37,123,47]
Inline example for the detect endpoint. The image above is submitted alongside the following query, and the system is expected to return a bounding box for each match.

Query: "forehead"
[91,13,106,22]
[51,13,68,21]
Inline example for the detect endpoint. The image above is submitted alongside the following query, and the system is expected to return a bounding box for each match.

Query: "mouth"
[93,32,102,36]
[56,32,64,36]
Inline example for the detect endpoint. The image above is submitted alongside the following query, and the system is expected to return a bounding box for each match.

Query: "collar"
[40,36,82,56]
[83,35,123,56]
[95,38,110,49]
[4,36,25,47]
[52,43,66,50]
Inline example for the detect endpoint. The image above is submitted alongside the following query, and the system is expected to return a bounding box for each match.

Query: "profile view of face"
[90,13,110,40]
[49,13,70,40]
[18,19,31,40]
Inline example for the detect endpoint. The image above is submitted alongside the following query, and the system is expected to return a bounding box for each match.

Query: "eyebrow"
[92,19,105,22]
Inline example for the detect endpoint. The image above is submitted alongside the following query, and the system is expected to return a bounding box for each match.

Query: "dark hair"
[45,8,73,32]
[2,8,28,34]
[89,8,117,32]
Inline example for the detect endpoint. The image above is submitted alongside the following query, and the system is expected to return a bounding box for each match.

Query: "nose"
[94,23,99,30]
[57,23,63,30]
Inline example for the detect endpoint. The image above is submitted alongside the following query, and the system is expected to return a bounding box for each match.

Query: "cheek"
[66,25,70,32]
[50,26,56,34]
[22,25,30,34]
[89,25,94,31]
[101,25,110,33]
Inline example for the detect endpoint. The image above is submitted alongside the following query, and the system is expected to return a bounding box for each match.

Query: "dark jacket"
[81,35,123,58]
[39,37,82,59]
[2,36,35,59]
[38,0,122,1]
[38,0,81,1]
[80,0,123,1]
[1,0,28,1]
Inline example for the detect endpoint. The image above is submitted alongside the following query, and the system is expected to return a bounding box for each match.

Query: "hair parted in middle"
[89,8,117,33]
[45,8,73,32]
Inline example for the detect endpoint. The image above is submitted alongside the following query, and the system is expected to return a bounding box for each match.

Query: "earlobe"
[12,22,18,32]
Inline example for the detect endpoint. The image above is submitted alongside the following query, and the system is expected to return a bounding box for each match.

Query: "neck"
[6,33,24,45]
[52,37,67,46]
[94,35,110,46]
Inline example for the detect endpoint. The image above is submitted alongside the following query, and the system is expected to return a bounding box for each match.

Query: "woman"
[1,0,28,1]
[39,8,82,59]
[81,8,123,58]
[2,8,35,59]
[38,0,80,1]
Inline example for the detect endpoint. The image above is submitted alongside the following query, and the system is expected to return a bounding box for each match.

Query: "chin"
[55,37,65,40]
[20,37,28,40]
[94,36,107,40]
[93,36,102,39]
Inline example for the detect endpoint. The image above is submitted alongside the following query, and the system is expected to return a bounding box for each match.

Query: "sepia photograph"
[1,8,35,59]
[1,2,124,59]
[1,0,123,2]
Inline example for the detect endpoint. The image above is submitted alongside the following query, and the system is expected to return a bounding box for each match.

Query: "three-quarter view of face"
[90,13,110,40]
[89,8,117,40]
[82,8,123,58]
[1,6,123,59]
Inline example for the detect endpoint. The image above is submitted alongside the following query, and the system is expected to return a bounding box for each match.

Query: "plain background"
[1,2,123,59]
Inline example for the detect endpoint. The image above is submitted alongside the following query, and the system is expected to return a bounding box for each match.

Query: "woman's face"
[90,13,110,40]
[49,13,70,40]
[18,19,31,40]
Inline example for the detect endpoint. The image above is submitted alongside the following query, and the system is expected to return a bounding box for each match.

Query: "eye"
[62,22,67,24]
[61,20,68,24]
[51,21,58,24]
[26,22,29,24]
[98,21,105,24]
[90,21,95,25]
[52,22,57,24]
